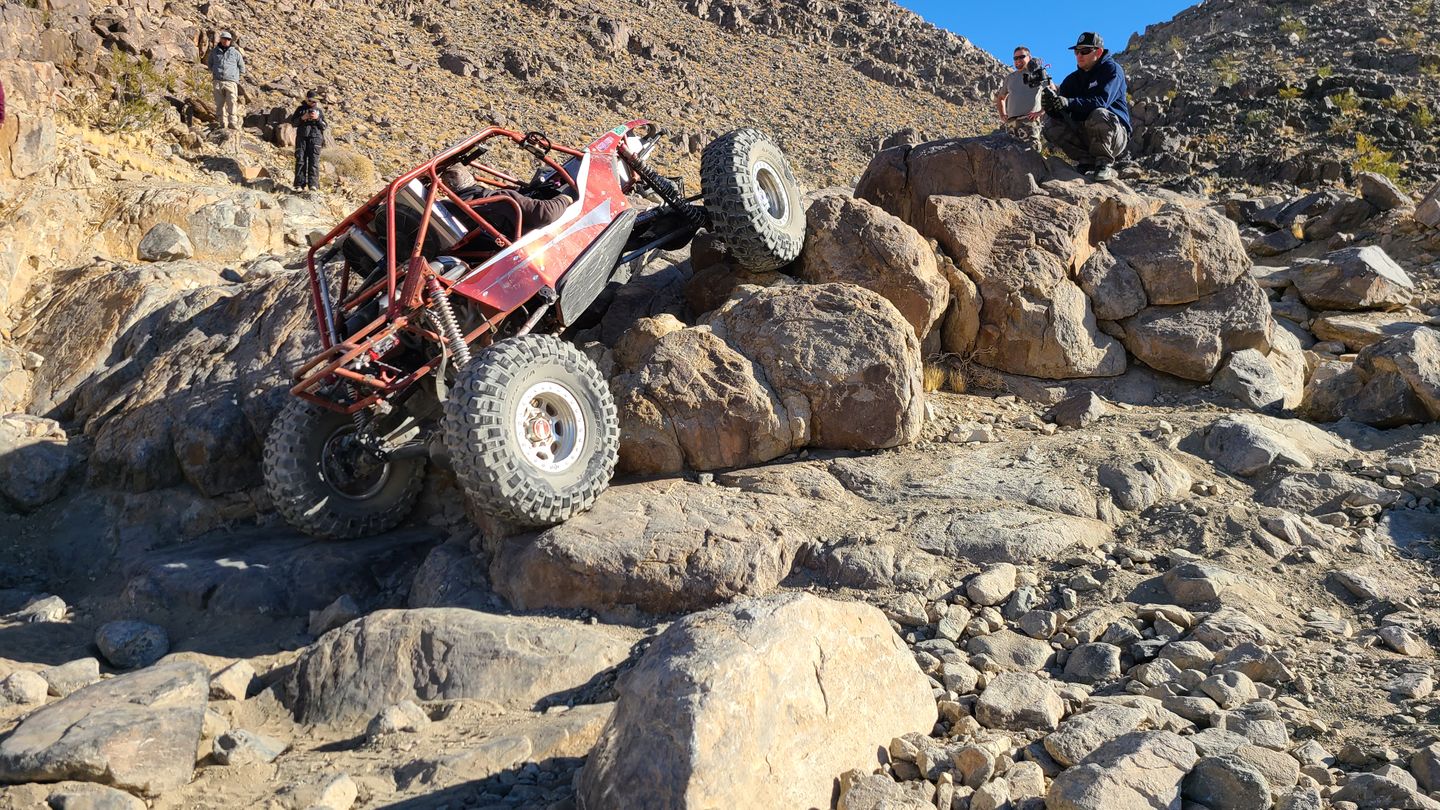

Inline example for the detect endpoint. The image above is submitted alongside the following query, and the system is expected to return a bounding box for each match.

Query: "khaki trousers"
[213,80,239,130]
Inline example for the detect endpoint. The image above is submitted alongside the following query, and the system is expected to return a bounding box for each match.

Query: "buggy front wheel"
[442,334,619,527]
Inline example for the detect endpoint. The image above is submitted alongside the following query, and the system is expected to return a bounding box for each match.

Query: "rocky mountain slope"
[10,0,1000,186]
[1121,0,1440,190]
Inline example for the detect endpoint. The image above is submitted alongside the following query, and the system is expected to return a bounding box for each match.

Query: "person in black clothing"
[1041,32,1132,181]
[289,90,326,190]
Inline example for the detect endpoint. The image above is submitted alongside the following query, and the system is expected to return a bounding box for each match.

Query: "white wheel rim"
[752,159,790,225]
[514,381,585,474]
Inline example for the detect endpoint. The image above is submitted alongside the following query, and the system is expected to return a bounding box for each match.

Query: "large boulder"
[23,270,314,495]
[611,328,801,474]
[1118,278,1272,381]
[799,193,948,341]
[99,187,285,263]
[0,414,79,510]
[283,609,639,727]
[0,661,207,796]
[856,133,1055,222]
[1310,311,1429,351]
[1106,205,1249,306]
[491,480,806,614]
[710,283,924,449]
[577,593,936,809]
[1302,328,1440,425]
[1290,246,1414,312]
[920,193,1125,379]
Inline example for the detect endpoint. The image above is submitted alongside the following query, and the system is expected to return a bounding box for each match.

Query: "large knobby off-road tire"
[442,334,619,527]
[700,127,806,271]
[263,398,427,540]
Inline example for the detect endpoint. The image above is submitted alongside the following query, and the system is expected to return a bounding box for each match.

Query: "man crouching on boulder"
[1041,32,1131,181]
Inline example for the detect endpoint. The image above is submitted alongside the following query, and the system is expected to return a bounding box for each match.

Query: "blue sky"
[895,1,1196,64]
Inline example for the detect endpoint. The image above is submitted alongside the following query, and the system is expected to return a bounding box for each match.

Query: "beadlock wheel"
[701,127,806,272]
[443,334,619,527]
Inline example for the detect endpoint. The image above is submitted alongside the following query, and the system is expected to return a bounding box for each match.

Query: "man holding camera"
[1041,32,1131,181]
[289,90,327,191]
[995,45,1044,151]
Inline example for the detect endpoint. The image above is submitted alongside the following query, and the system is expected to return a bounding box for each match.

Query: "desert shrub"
[1244,109,1272,127]
[1413,0,1433,16]
[1167,35,1184,53]
[320,146,378,187]
[1280,17,1308,39]
[1277,86,1303,100]
[1414,105,1436,130]
[1332,89,1361,114]
[1316,65,1334,78]
[1401,30,1426,50]
[89,49,173,132]
[1210,55,1241,85]
[1383,92,1409,111]
[1354,133,1403,182]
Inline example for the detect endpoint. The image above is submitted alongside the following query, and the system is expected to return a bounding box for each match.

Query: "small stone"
[274,772,358,810]
[942,659,981,694]
[213,729,288,766]
[10,594,66,623]
[1163,562,1235,605]
[1334,570,1384,601]
[1019,610,1059,640]
[967,564,1019,607]
[1413,742,1440,792]
[43,784,146,810]
[952,745,995,789]
[0,670,49,705]
[1389,672,1434,700]
[1184,754,1272,810]
[1159,640,1214,671]
[365,700,431,740]
[308,594,362,637]
[38,658,101,697]
[209,660,258,701]
[94,620,169,669]
[975,672,1064,731]
[1043,704,1149,767]
[971,777,1009,810]
[1200,671,1260,710]
[137,222,195,261]
[1379,626,1428,656]
[1064,643,1122,684]
[1046,391,1109,428]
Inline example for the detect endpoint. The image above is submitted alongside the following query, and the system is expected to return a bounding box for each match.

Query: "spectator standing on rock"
[995,45,1043,151]
[1041,32,1131,181]
[289,90,327,190]
[207,30,245,132]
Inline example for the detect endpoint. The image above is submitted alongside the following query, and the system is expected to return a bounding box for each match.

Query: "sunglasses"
[1074,47,1098,55]
[1013,56,1029,62]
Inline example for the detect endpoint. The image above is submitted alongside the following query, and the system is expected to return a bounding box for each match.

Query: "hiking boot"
[1090,164,1117,181]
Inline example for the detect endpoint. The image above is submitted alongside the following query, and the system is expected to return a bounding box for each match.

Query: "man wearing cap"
[1041,32,1131,181]
[289,90,327,190]
[207,30,245,131]
[995,45,1044,151]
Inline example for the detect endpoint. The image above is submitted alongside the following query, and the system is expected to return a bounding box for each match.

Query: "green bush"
[1244,110,1272,127]
[1280,18,1308,39]
[1317,65,1335,78]
[1354,133,1404,182]
[1332,89,1361,114]
[97,49,173,132]
[1415,106,1436,130]
[1277,86,1303,100]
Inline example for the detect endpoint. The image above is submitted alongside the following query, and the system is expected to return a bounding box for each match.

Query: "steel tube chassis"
[291,120,654,414]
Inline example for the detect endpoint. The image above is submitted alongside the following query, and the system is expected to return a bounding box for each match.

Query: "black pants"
[294,136,322,189]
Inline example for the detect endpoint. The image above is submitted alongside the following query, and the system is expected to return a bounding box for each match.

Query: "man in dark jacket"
[289,90,326,190]
[1042,32,1131,181]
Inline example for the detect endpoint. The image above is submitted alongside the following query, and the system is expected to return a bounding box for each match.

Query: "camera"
[1020,57,1050,89]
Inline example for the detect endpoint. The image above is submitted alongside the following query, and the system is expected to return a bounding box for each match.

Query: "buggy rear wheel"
[442,334,619,527]
[263,398,428,540]
[700,128,805,271]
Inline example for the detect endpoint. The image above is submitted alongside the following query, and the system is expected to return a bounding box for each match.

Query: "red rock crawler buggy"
[262,121,805,539]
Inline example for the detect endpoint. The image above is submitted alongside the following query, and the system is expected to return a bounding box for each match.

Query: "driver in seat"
[440,165,573,241]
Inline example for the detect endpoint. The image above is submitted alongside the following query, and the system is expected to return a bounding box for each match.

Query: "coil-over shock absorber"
[425,276,472,368]
[620,146,706,230]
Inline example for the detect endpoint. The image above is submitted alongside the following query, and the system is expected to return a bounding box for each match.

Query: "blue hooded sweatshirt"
[1057,53,1131,132]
